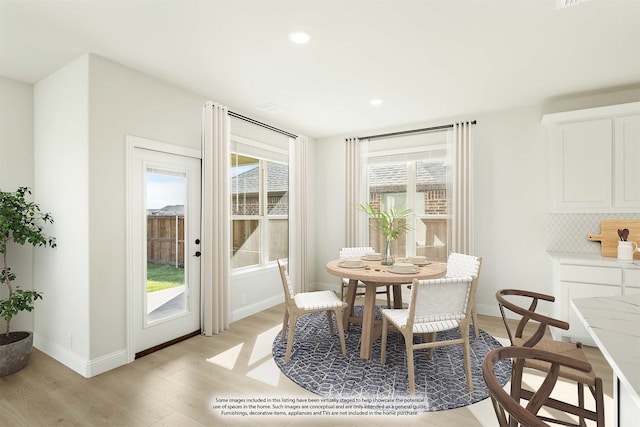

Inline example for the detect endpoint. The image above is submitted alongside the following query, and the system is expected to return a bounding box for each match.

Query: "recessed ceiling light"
[370,99,383,106]
[288,31,310,44]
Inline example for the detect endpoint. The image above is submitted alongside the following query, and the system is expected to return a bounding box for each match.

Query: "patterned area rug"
[272,306,511,412]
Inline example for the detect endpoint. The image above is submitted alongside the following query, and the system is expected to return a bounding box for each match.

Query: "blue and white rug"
[272,306,511,412]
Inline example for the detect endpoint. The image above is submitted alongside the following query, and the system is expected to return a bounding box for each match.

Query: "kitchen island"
[571,294,640,427]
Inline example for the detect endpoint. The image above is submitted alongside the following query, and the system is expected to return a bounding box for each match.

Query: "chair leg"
[386,285,391,308]
[460,321,473,391]
[285,314,298,363]
[509,358,525,427]
[405,332,416,396]
[577,382,585,427]
[594,377,604,427]
[326,310,335,335]
[472,308,478,339]
[334,308,347,356]
[281,308,289,340]
[380,317,388,365]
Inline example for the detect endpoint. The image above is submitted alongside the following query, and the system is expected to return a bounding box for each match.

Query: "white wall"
[33,55,91,370]
[88,54,204,361]
[30,54,208,376]
[312,87,640,319]
[0,76,35,333]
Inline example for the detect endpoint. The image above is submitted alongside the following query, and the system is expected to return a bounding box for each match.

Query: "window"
[366,134,448,262]
[231,153,288,269]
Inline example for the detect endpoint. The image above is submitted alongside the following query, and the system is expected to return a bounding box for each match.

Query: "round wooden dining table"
[326,258,446,359]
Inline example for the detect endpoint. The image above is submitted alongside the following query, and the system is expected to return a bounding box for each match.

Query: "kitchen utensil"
[621,228,629,241]
[587,220,640,259]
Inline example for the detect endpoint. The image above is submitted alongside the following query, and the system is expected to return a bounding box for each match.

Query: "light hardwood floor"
[0,303,613,426]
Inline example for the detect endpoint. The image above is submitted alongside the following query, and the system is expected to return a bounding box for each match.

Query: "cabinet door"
[550,119,613,211]
[564,282,622,343]
[614,114,640,208]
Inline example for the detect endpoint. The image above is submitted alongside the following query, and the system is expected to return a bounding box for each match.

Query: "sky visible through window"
[147,172,185,209]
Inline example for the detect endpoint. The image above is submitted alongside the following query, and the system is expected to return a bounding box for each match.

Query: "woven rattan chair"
[445,253,483,338]
[381,255,480,396]
[496,289,605,427]
[482,345,594,427]
[277,259,348,363]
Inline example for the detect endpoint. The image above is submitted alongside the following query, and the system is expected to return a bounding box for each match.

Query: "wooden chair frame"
[496,289,605,427]
[277,259,348,363]
[483,346,594,427]
[381,270,479,396]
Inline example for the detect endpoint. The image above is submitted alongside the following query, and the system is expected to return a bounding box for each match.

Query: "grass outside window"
[146,263,184,293]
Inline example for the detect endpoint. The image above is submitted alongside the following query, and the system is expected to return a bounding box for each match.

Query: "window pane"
[415,160,447,215]
[268,219,288,261]
[231,155,260,216]
[415,218,448,262]
[415,160,448,262]
[368,163,408,256]
[266,161,288,215]
[232,219,260,268]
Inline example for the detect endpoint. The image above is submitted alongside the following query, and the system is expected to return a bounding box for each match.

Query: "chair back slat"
[277,259,295,301]
[446,252,481,278]
[410,277,472,323]
[339,247,375,258]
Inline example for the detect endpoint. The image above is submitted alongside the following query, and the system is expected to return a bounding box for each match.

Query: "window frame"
[230,136,288,272]
[366,142,449,261]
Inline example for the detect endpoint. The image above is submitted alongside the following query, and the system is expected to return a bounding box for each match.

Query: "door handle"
[194,251,201,257]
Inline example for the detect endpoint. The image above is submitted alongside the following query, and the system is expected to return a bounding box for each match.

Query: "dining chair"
[380,267,479,396]
[277,259,348,363]
[445,252,483,338]
[496,289,605,427]
[482,345,595,427]
[339,246,392,307]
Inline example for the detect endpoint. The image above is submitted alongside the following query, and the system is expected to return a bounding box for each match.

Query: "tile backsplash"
[546,213,640,254]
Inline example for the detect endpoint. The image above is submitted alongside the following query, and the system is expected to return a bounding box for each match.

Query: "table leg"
[360,283,377,359]
[392,285,403,308]
[343,279,358,331]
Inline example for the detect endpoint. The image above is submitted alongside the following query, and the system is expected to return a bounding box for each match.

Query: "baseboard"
[33,333,91,377]
[34,334,128,378]
[231,294,284,322]
[87,349,129,377]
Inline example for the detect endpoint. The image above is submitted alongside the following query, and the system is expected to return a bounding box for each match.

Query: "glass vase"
[382,237,395,265]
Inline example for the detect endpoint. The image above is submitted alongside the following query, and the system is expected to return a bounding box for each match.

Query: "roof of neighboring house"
[148,205,184,216]
[369,161,447,191]
[231,163,288,195]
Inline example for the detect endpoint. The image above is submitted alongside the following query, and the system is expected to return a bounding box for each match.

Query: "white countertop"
[547,251,640,267]
[571,294,640,403]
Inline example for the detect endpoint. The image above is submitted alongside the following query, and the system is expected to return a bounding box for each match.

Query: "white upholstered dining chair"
[277,259,348,363]
[339,246,392,307]
[380,253,481,396]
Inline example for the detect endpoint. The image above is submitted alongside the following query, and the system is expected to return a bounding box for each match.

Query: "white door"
[131,147,201,354]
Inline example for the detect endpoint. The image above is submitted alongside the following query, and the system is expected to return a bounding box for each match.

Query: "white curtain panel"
[345,137,369,247]
[449,122,474,255]
[201,101,231,335]
[289,135,307,292]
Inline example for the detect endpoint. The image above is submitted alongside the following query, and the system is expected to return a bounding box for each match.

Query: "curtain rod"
[228,111,298,139]
[358,120,477,141]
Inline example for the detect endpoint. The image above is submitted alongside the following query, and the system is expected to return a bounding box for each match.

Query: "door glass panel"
[146,170,188,324]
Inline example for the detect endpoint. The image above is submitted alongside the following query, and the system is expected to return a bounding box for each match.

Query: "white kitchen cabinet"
[549,253,640,344]
[542,102,640,213]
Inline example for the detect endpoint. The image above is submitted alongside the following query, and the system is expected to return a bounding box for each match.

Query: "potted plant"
[357,202,412,265]
[0,187,55,376]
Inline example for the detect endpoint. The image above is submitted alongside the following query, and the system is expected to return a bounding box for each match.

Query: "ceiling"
[1,0,639,139]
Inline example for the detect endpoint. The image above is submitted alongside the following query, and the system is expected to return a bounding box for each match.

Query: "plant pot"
[0,331,33,377]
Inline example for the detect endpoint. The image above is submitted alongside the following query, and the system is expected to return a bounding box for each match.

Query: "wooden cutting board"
[587,220,640,259]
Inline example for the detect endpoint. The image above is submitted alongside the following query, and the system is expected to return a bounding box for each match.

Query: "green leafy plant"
[1,187,56,337]
[357,202,413,240]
